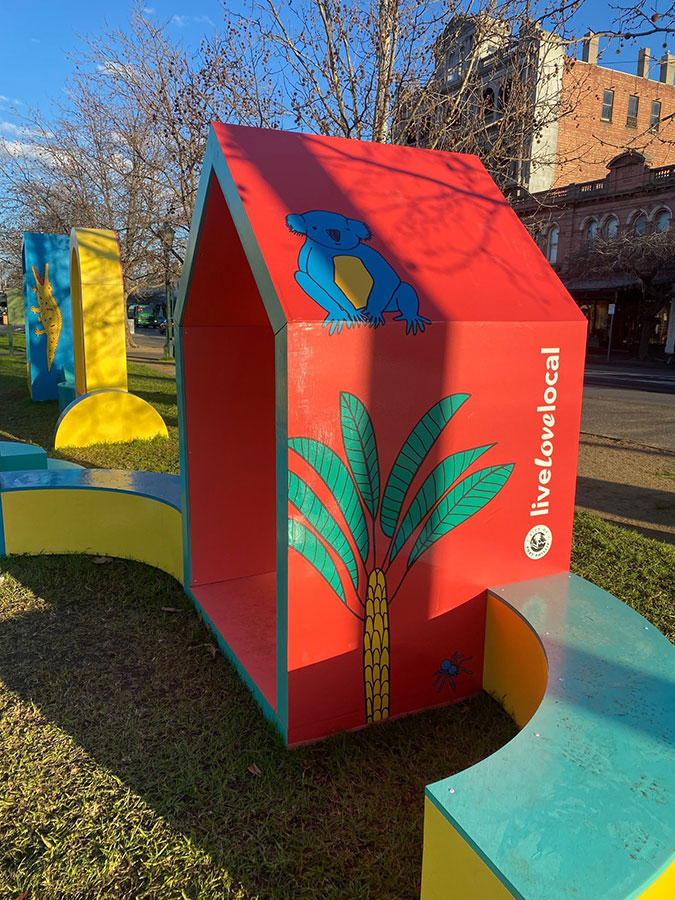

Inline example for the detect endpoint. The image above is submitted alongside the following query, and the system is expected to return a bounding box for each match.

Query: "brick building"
[423,18,675,195]
[555,39,675,187]
[513,151,675,357]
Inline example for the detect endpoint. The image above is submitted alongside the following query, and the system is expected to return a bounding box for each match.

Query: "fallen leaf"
[15,893,28,900]
[161,606,181,613]
[188,643,219,658]
[247,763,262,777]
[91,556,112,565]
[0,576,6,585]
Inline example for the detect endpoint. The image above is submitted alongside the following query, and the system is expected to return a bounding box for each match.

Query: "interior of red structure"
[181,174,277,709]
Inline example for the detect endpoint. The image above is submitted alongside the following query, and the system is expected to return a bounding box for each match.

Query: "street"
[582,364,675,452]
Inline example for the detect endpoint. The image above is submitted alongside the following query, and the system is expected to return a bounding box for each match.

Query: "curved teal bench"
[421,572,675,900]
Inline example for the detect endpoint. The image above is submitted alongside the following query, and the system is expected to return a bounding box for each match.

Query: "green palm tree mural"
[288,393,514,723]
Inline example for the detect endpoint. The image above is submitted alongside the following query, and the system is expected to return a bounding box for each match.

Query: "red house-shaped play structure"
[176,125,587,746]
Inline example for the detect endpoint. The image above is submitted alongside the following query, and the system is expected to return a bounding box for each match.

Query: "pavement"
[582,364,675,453]
[578,359,674,543]
[126,328,175,367]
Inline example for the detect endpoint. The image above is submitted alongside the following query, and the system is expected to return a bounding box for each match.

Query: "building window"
[601,90,614,122]
[650,100,661,133]
[602,216,619,238]
[654,209,672,232]
[584,219,599,242]
[626,95,639,128]
[546,225,559,264]
[482,88,495,121]
[632,213,648,236]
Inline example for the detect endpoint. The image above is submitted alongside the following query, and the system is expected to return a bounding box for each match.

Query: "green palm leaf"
[408,463,514,567]
[288,471,359,593]
[389,444,495,563]
[340,392,380,519]
[288,519,346,604]
[289,438,369,564]
[380,394,470,538]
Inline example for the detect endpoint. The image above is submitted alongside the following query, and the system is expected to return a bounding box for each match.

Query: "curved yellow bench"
[422,573,675,900]
[0,468,181,581]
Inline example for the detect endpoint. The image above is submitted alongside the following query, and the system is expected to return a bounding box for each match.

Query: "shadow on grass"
[0,554,515,900]
[576,476,675,546]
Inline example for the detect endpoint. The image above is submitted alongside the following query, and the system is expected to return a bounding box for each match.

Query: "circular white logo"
[524,525,552,559]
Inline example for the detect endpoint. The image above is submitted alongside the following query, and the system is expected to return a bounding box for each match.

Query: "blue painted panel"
[426,572,675,900]
[22,233,74,402]
[0,469,181,511]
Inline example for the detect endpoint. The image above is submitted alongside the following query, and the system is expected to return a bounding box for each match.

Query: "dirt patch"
[576,433,675,545]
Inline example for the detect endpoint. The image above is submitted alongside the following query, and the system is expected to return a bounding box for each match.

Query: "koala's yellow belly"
[334,256,373,309]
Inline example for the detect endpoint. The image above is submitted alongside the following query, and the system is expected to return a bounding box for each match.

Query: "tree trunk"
[123,290,139,350]
[363,568,390,722]
[638,317,652,361]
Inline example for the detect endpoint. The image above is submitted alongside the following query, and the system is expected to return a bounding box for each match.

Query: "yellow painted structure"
[421,799,516,900]
[70,228,127,394]
[54,390,168,450]
[483,591,548,727]
[2,487,182,581]
[54,228,168,448]
[637,859,675,899]
[334,255,374,309]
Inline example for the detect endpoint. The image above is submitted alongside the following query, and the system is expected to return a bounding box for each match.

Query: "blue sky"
[0,0,671,141]
[0,1,224,125]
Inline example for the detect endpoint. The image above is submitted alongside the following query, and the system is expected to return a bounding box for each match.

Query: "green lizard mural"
[31,263,63,372]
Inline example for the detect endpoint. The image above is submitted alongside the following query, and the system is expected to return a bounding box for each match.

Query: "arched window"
[602,216,619,239]
[482,88,495,121]
[654,208,672,233]
[546,224,560,263]
[498,82,511,112]
[584,219,599,242]
[632,213,648,236]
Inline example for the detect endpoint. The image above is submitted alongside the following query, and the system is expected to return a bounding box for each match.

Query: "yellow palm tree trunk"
[363,568,390,722]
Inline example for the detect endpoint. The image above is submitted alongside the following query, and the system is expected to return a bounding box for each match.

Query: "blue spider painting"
[433,652,472,692]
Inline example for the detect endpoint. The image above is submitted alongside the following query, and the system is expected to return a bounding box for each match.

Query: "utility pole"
[158,223,175,358]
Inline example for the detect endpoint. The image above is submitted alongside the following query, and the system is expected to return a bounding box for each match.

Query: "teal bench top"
[0,441,47,472]
[0,469,181,512]
[426,572,675,900]
[0,441,83,472]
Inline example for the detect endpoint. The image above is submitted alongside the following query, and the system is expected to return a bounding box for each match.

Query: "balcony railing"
[512,163,675,207]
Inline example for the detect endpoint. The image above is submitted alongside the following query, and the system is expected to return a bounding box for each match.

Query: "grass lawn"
[1,332,674,898]
[0,334,178,473]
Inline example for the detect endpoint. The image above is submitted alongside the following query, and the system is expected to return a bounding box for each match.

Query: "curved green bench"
[422,572,675,900]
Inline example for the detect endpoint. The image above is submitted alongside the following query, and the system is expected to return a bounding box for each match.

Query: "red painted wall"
[180,124,587,743]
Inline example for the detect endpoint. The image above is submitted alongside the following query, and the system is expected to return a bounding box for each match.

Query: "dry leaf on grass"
[188,643,218,659]
[91,556,112,565]
[247,763,262,777]
[161,606,181,613]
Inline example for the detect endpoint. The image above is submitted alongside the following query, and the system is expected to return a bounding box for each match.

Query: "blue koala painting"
[286,210,431,335]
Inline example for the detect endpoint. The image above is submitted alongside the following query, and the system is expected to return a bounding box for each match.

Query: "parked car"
[158,315,174,335]
[134,304,158,329]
